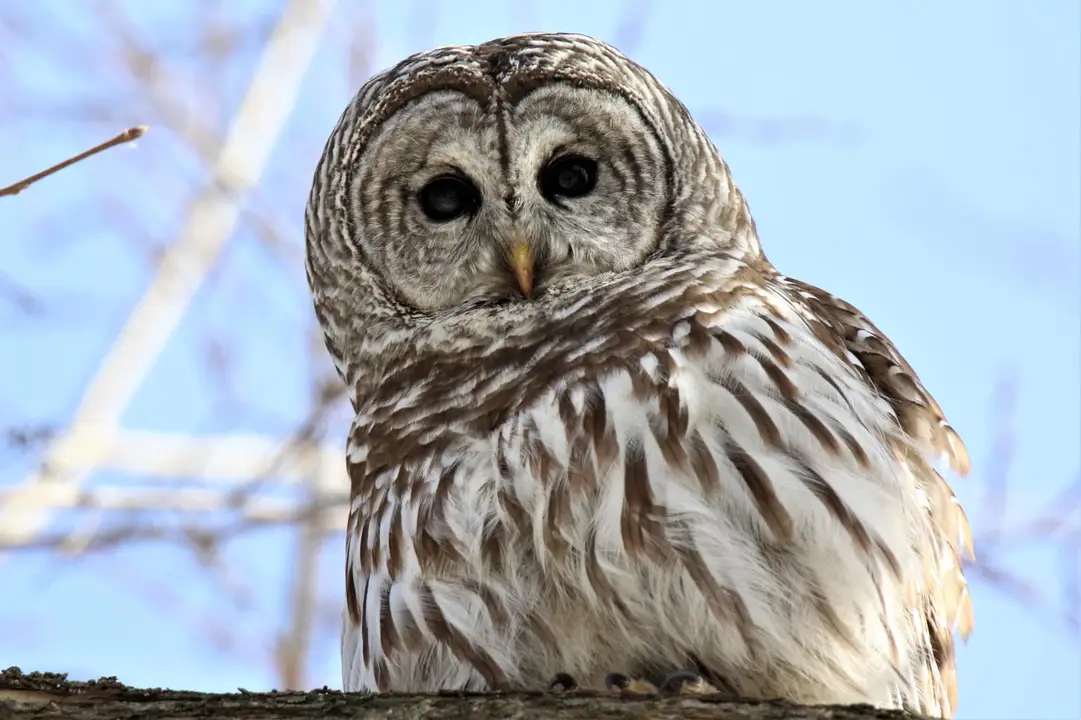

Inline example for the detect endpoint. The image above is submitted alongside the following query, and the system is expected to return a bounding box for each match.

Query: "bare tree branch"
[0,669,920,720]
[0,126,146,197]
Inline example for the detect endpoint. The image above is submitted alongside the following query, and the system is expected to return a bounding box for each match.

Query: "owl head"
[306,33,761,387]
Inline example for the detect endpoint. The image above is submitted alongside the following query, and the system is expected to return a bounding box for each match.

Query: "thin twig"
[0,126,146,197]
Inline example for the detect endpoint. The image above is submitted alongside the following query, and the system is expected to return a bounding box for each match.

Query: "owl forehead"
[344,34,658,158]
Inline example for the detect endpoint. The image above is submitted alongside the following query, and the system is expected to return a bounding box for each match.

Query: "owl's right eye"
[417,175,481,222]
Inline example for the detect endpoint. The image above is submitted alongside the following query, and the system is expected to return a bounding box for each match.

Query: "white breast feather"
[341,283,954,716]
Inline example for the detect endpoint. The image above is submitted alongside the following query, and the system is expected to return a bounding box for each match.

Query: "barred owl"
[305,32,974,718]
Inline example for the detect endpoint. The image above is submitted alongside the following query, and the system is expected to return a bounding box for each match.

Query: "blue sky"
[1,2,1078,718]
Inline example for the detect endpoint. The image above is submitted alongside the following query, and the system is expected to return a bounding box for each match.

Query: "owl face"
[309,33,765,412]
[309,33,759,369]
[352,82,671,312]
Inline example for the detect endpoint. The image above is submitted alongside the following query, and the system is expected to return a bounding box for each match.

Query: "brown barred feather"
[789,279,974,712]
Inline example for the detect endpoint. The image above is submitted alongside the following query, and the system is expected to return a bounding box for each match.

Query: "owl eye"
[539,154,598,201]
[418,175,481,222]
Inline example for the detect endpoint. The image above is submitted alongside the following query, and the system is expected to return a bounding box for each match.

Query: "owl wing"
[495,270,973,713]
[782,277,974,713]
[488,270,972,712]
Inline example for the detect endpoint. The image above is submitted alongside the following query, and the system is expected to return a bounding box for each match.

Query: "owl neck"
[339,245,765,421]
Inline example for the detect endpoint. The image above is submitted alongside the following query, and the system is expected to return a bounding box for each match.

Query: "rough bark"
[0,667,925,720]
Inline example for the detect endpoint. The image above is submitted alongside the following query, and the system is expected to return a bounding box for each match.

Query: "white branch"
[0,430,349,547]
[0,0,340,546]
[60,430,344,486]
[0,487,349,551]
[0,486,346,516]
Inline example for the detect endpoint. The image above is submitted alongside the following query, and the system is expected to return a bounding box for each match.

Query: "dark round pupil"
[558,165,588,193]
[540,155,597,200]
[418,175,478,222]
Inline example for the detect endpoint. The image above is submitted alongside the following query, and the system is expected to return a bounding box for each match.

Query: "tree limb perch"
[0,667,924,720]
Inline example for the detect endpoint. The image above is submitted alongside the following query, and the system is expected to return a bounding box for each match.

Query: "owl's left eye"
[539,154,598,202]
[418,175,481,222]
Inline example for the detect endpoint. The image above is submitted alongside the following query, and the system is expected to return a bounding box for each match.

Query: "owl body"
[308,33,972,717]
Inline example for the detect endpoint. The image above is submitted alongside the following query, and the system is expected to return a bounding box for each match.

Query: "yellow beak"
[507,239,534,298]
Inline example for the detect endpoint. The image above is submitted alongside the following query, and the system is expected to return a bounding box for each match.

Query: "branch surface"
[0,667,923,720]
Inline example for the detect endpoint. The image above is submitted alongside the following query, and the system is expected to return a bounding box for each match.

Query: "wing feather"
[782,277,974,714]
